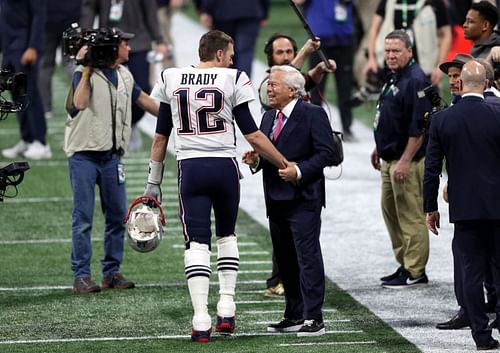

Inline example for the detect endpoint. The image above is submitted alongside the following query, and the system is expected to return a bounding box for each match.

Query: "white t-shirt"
[151,66,255,160]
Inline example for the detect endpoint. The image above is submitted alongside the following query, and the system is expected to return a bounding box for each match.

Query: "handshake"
[242,150,298,183]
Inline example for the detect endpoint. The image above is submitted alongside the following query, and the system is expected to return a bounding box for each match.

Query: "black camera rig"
[0,162,30,202]
[0,68,30,200]
[417,85,447,132]
[0,68,27,120]
[62,23,120,68]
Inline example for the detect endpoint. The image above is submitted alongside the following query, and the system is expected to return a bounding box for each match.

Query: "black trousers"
[454,220,500,346]
[268,198,325,322]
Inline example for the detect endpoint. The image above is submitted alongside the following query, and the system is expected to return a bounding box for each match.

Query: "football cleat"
[215,315,235,334]
[191,328,212,343]
[124,195,165,252]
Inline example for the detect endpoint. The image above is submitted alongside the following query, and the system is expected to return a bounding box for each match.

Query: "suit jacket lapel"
[261,109,275,139]
[276,100,302,143]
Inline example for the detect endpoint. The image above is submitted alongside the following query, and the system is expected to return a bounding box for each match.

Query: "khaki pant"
[380,158,429,278]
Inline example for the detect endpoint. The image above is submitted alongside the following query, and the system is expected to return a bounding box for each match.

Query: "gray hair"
[270,65,306,99]
[385,30,413,48]
[474,57,494,87]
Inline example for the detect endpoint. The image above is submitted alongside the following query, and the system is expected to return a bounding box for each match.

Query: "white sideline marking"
[278,340,376,347]
[0,280,266,292]
[0,331,365,345]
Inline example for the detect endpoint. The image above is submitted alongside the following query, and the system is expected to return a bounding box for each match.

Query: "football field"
[0,61,421,352]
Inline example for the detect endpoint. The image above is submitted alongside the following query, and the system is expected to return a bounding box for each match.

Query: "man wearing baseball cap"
[64,27,160,294]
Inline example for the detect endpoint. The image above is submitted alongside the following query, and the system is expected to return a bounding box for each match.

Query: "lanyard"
[401,0,408,28]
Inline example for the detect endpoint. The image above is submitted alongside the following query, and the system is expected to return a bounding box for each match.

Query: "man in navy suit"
[0,0,52,160]
[243,65,337,336]
[424,60,500,351]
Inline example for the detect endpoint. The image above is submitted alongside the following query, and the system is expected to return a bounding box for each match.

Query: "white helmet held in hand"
[124,196,165,253]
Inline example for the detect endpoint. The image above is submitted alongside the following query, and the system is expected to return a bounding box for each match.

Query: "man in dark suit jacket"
[424,60,500,351]
[243,65,336,337]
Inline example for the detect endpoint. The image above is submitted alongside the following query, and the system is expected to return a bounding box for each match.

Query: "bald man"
[423,60,500,350]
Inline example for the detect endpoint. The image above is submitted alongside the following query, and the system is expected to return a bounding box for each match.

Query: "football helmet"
[124,195,165,253]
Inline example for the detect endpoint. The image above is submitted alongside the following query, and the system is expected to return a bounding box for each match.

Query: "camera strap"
[106,78,118,153]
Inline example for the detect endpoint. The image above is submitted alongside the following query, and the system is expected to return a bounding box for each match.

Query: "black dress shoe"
[477,338,499,351]
[436,313,470,330]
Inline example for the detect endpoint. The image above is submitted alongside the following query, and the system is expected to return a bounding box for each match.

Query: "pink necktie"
[273,111,285,141]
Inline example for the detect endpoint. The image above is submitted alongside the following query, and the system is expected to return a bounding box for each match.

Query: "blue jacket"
[303,0,353,46]
[423,96,500,221]
[46,0,81,30]
[200,0,269,21]
[0,0,47,54]
[257,100,336,208]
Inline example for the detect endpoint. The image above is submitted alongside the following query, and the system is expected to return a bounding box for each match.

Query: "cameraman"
[65,28,159,294]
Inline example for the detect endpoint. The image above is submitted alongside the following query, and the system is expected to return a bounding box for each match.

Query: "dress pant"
[268,198,324,321]
[454,220,500,347]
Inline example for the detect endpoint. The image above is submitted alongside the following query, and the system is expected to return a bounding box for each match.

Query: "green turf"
[0,7,421,352]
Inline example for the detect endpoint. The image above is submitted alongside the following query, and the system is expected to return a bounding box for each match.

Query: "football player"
[144,30,288,342]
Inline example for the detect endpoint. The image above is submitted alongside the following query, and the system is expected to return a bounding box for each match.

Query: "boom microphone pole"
[288,0,333,70]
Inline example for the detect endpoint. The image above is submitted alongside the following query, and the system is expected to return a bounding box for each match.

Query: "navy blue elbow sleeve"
[233,102,258,135]
[156,102,173,136]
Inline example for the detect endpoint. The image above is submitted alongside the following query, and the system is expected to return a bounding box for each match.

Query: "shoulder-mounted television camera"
[0,162,30,202]
[62,23,120,68]
[0,68,27,120]
[417,85,447,132]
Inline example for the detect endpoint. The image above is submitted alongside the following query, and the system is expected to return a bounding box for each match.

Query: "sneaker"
[265,282,284,297]
[267,318,304,333]
[380,266,404,282]
[101,273,135,289]
[191,328,211,343]
[297,319,326,337]
[382,270,428,289]
[2,140,28,159]
[215,315,235,334]
[23,141,52,160]
[73,277,101,294]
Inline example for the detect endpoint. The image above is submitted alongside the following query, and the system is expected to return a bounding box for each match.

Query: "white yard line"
[0,280,267,292]
[277,340,377,347]
[0,331,366,346]
[235,300,284,304]
[254,319,351,325]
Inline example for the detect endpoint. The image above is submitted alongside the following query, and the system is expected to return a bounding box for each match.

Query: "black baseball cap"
[439,53,473,73]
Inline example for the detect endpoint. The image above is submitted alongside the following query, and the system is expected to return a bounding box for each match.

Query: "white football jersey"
[151,66,255,160]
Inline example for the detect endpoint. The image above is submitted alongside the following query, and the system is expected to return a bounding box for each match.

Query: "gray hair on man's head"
[385,29,413,48]
[270,65,306,98]
[474,57,494,86]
